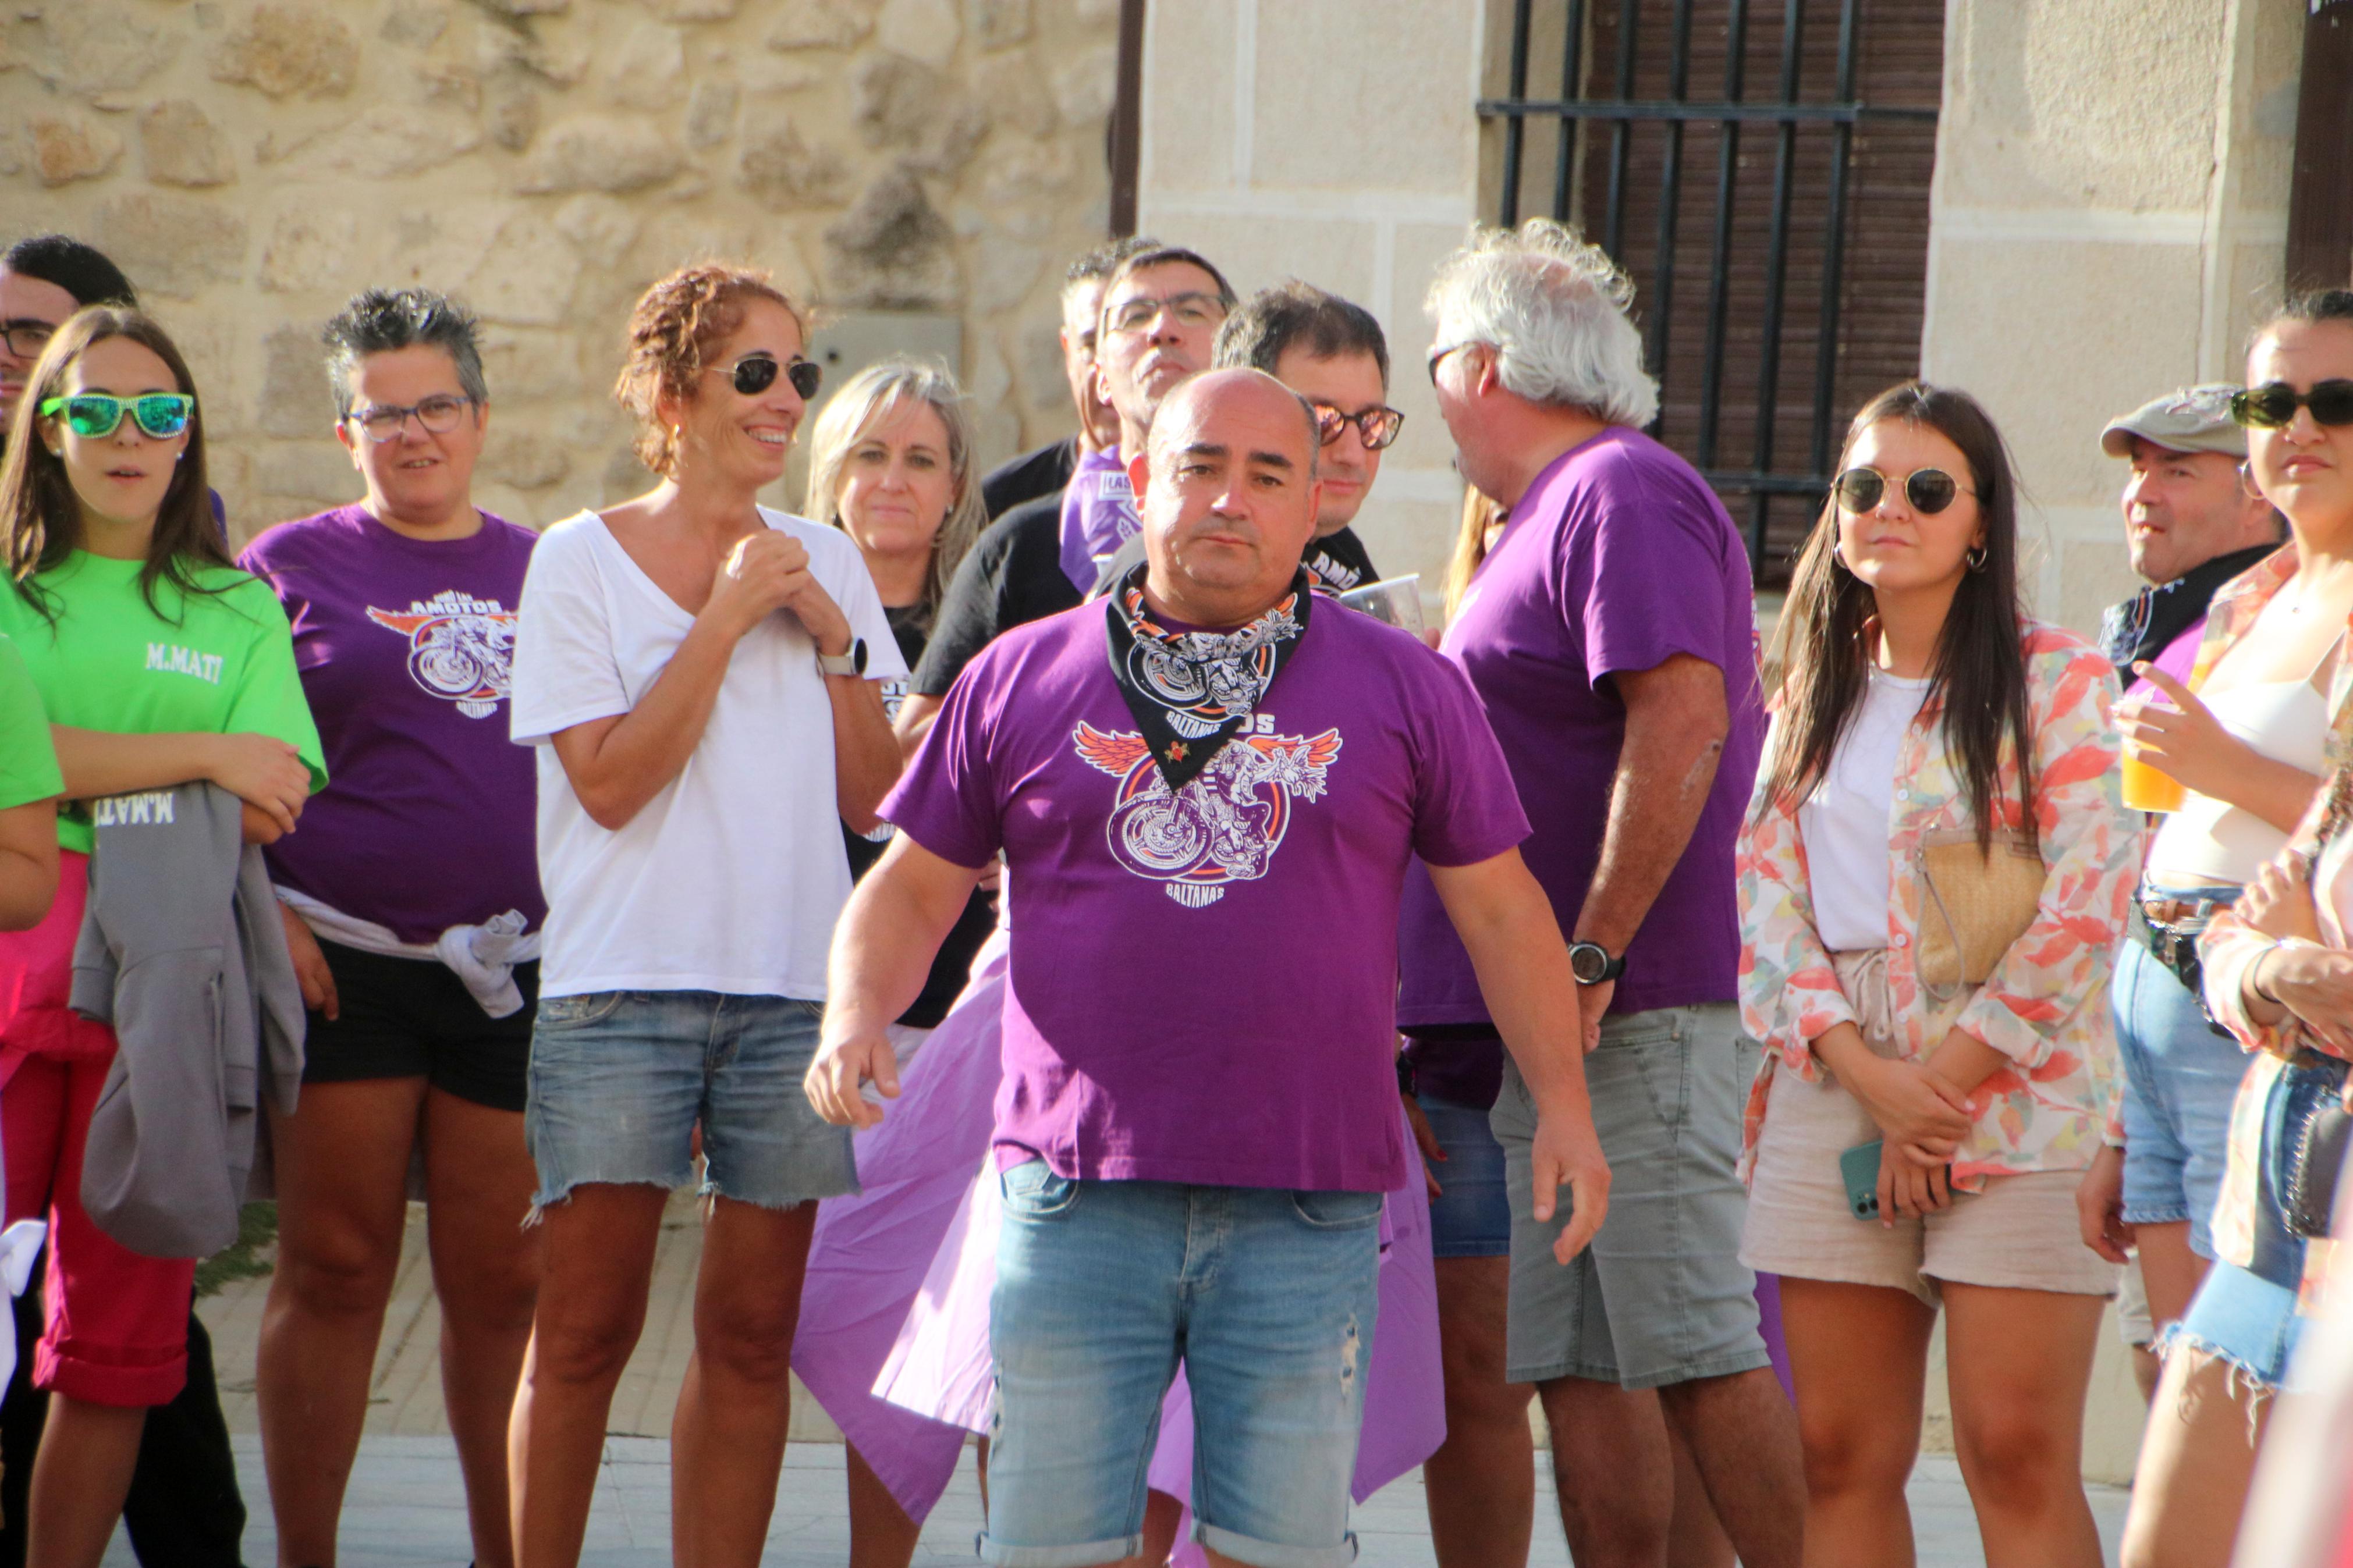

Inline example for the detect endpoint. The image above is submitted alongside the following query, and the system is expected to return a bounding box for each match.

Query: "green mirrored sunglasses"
[37,393,196,440]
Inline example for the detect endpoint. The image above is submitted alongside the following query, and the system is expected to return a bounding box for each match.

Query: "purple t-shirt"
[240,506,544,943]
[1397,427,1766,1029]
[884,599,1530,1193]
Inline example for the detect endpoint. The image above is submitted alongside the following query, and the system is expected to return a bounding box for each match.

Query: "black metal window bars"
[1480,0,1938,582]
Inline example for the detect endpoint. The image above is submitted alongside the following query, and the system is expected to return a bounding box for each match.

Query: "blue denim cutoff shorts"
[524,990,857,1215]
[2112,936,2248,1258]
[1417,1093,1513,1260]
[981,1164,1382,1568]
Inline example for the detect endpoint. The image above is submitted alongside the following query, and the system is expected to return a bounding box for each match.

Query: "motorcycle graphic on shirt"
[365,591,517,719]
[1072,720,1342,907]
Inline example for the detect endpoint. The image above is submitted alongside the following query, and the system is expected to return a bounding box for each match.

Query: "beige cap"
[2100,385,2246,460]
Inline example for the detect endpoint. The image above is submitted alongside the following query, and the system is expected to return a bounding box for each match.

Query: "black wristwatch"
[1567,941,1626,986]
[1396,1055,1418,1098]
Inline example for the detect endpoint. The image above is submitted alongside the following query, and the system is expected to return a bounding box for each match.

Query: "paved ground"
[104,1434,2127,1567]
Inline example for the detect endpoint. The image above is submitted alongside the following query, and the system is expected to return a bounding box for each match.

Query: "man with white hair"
[1398,220,1804,1568]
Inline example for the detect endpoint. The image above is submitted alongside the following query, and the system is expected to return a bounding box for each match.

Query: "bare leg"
[668,1197,818,1568]
[1657,1366,1805,1568]
[254,1078,429,1567]
[509,1183,670,1568]
[1423,1256,1536,1568]
[2120,1345,2270,1568]
[1535,1375,1672,1567]
[25,1395,143,1568]
[847,1443,925,1568]
[1778,1277,1935,1568]
[2134,1221,2209,1338]
[424,1087,542,1568]
[1666,1420,1734,1568]
[1940,1282,2106,1568]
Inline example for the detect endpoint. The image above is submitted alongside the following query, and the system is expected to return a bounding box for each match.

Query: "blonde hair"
[802,358,986,623]
[1443,484,1507,621]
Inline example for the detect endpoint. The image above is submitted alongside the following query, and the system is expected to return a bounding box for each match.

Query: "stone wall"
[1,0,1120,541]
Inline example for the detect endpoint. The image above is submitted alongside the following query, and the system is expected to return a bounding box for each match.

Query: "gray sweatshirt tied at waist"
[69,781,306,1260]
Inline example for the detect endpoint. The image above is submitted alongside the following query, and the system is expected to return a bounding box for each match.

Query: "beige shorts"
[1738,950,2120,1306]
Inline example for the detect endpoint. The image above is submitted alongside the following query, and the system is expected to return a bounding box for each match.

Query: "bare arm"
[827,673,902,835]
[1428,849,1610,1262]
[0,800,58,931]
[805,833,986,1128]
[1575,652,1729,953]
[52,726,311,838]
[895,692,944,760]
[2116,668,2322,834]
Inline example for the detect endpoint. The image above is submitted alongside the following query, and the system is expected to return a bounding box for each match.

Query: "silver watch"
[817,638,868,678]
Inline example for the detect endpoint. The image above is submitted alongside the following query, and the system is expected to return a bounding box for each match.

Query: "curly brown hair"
[614,262,807,479]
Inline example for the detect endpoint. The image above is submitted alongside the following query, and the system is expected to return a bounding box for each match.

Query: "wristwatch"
[817,638,868,678]
[1567,941,1626,986]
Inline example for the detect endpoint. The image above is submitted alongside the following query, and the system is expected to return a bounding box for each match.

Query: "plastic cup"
[1338,574,1425,638]
[2119,748,2187,813]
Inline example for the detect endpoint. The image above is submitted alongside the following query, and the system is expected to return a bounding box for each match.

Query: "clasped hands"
[2235,855,2353,1058]
[1815,1022,1973,1224]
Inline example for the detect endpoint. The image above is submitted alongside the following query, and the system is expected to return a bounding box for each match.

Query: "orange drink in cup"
[2119,746,2187,813]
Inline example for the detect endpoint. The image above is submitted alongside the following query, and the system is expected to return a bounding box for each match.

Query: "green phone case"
[1839,1140,1883,1221]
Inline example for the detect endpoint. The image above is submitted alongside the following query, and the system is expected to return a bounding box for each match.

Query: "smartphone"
[1839,1140,1884,1221]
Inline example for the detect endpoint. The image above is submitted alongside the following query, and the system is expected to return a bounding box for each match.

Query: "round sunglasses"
[712,353,822,400]
[38,392,195,440]
[1312,402,1404,452]
[1832,465,1969,515]
[2231,379,2353,430]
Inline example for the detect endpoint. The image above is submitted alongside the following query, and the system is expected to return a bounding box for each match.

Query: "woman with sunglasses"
[236,287,545,1568]
[2111,289,2353,1568]
[0,306,323,1568]
[1738,383,2136,1567]
[505,262,903,1568]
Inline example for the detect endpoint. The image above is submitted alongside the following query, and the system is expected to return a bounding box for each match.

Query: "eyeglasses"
[1,321,56,360]
[2231,380,2353,430]
[37,392,194,440]
[1426,342,1478,385]
[347,393,475,443]
[1831,465,1971,515]
[1105,293,1225,336]
[712,353,822,400]
[1312,402,1404,451]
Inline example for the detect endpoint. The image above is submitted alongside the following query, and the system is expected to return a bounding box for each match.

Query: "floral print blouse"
[1736,622,2140,1189]
[2193,543,2353,1281]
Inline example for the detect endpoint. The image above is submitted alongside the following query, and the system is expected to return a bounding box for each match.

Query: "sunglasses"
[38,392,195,440]
[1312,403,1404,451]
[1832,465,1969,515]
[2231,379,2353,430]
[715,354,822,400]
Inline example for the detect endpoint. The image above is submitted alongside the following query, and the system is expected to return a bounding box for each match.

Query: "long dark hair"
[0,307,232,622]
[1759,383,2036,849]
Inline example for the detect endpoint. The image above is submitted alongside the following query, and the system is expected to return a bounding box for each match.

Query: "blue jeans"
[982,1164,1382,1568]
[2112,939,2247,1257]
[1416,1093,1512,1260]
[524,990,856,1213]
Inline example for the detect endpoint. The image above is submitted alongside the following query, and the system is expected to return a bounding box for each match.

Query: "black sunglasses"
[2231,379,2353,430]
[1312,403,1404,451]
[1832,465,1969,515]
[716,353,822,400]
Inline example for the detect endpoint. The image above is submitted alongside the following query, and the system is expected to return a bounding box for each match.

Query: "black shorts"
[300,938,535,1114]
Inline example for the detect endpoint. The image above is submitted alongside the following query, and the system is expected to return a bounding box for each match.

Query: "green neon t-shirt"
[0,552,326,854]
[0,633,63,813]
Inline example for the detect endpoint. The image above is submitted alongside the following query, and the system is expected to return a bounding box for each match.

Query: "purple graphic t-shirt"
[1397,427,1766,1031]
[1057,446,1140,593]
[240,505,544,943]
[884,600,1529,1193]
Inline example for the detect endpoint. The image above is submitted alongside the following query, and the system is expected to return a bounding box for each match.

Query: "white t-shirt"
[509,507,907,999]
[1798,668,1932,953]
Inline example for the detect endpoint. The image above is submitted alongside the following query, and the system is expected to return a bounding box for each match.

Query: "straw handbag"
[1913,828,2048,1001]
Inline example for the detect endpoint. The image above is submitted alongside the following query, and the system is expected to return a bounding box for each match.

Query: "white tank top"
[2148,678,2333,886]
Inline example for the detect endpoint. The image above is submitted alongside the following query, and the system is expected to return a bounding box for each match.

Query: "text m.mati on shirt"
[146,643,224,684]
[93,791,176,827]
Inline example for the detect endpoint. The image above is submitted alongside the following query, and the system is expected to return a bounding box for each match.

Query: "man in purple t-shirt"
[810,369,1608,1568]
[1403,220,1804,1568]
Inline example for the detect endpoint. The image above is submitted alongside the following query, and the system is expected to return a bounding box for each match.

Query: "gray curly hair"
[1424,219,1659,428]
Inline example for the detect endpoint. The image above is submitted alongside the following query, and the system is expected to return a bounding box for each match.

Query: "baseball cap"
[2100,385,2246,460]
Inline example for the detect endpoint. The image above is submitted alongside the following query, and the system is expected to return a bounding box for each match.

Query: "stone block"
[380,6,453,48]
[478,429,572,489]
[824,167,960,309]
[13,5,182,97]
[971,51,1056,137]
[464,215,584,328]
[258,324,336,439]
[553,194,640,258]
[140,99,233,188]
[1048,42,1113,127]
[966,0,1029,51]
[1141,0,1233,192]
[768,0,878,51]
[477,328,587,403]
[258,208,361,294]
[876,0,959,69]
[516,115,684,193]
[92,192,248,298]
[27,114,123,187]
[2057,534,2140,641]
[310,104,482,178]
[1348,489,1463,602]
[967,239,1048,314]
[851,53,985,173]
[1251,1,1477,195]
[641,0,740,18]
[686,80,740,148]
[603,20,686,112]
[485,80,541,151]
[740,113,854,208]
[739,55,825,94]
[255,443,363,505]
[210,3,359,99]
[474,0,570,14]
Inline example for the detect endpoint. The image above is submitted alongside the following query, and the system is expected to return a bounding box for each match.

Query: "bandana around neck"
[1058,446,1141,593]
[1105,563,1311,792]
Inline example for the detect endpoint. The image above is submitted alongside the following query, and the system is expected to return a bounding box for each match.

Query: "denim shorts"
[2113,938,2248,1257]
[1490,1002,1769,1389]
[982,1164,1382,1568]
[1417,1093,1513,1260]
[524,990,857,1214]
